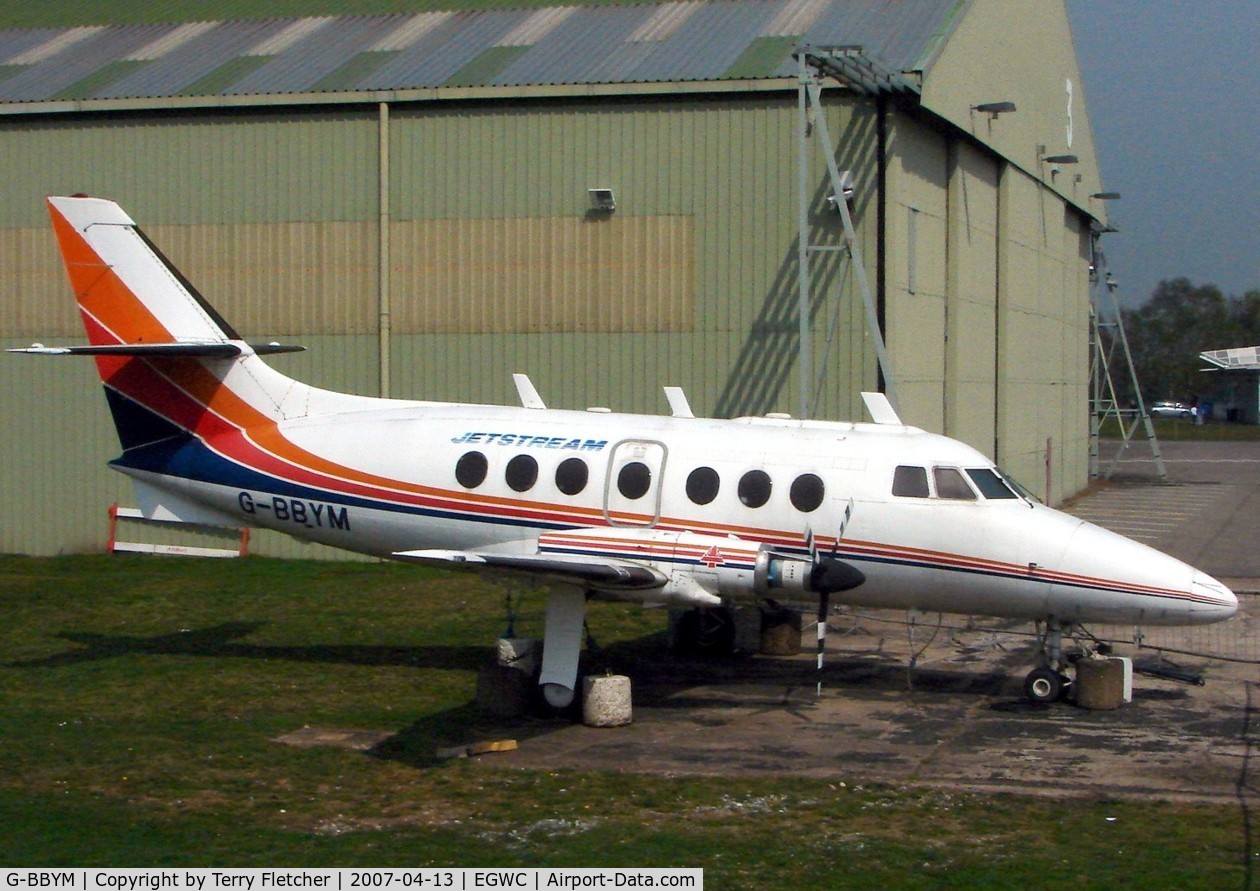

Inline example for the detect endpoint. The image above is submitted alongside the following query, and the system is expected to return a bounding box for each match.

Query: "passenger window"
[455,451,488,489]
[892,465,929,498]
[617,461,652,500]
[738,470,772,508]
[933,467,977,501]
[789,473,825,513]
[505,454,538,493]
[555,457,588,496]
[686,467,720,505]
[966,468,1019,499]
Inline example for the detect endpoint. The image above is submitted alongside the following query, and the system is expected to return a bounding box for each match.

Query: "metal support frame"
[1088,236,1165,479]
[795,49,900,420]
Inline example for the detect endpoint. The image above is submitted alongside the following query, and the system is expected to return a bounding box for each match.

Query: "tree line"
[1114,278,1260,406]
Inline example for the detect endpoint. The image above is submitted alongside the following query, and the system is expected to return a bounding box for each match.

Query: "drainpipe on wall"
[875,94,888,398]
[378,101,392,399]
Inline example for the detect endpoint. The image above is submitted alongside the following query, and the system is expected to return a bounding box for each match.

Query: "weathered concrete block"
[1075,657,1127,710]
[760,607,803,656]
[582,674,632,727]
[496,636,539,674]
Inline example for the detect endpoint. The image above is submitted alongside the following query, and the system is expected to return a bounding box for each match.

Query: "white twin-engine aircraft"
[14,196,1238,709]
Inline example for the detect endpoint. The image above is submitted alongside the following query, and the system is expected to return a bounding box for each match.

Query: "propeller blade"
[816,589,830,698]
[834,499,854,547]
[812,500,862,697]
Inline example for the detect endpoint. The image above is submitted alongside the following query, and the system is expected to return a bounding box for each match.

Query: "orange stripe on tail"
[48,199,174,348]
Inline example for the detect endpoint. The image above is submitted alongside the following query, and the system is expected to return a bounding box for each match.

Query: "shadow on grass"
[367,635,1033,771]
[6,621,488,672]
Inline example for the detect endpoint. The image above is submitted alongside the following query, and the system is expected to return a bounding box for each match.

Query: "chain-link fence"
[825,592,1260,670]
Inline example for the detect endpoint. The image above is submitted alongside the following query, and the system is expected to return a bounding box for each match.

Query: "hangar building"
[0,0,1108,557]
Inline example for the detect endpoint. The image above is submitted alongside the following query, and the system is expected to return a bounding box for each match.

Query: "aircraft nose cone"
[1191,570,1238,621]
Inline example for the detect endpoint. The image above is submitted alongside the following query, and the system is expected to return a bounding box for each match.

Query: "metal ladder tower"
[794,47,902,420]
[1089,235,1166,479]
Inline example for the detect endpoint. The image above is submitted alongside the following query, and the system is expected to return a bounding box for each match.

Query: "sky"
[1065,0,1259,306]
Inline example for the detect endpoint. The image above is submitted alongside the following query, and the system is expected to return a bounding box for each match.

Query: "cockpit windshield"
[965,468,1020,499]
[892,464,1033,503]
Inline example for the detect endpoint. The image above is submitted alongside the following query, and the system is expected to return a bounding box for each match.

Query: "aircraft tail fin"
[32,195,308,456]
[50,195,242,348]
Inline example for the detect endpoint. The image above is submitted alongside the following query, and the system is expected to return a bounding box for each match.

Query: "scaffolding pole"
[1089,236,1166,480]
[795,48,900,420]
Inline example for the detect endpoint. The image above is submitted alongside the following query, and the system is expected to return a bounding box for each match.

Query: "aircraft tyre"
[1023,666,1067,704]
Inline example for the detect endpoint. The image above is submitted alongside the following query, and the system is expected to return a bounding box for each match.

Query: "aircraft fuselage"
[115,397,1235,629]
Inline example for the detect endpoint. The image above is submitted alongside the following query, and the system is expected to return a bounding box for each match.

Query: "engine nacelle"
[537,526,857,605]
[753,547,813,597]
[661,535,817,602]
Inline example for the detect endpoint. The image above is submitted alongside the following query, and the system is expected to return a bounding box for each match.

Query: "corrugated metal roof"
[0,0,964,104]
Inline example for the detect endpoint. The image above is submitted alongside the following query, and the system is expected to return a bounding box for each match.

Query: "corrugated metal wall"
[995,163,1091,506]
[385,95,871,416]
[883,114,1090,506]
[0,92,878,555]
[0,110,378,229]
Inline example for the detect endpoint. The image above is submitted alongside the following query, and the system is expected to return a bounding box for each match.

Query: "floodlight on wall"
[588,188,616,212]
[1036,145,1079,166]
[1091,191,1122,200]
[971,101,1016,117]
[826,169,856,210]
[1036,146,1078,179]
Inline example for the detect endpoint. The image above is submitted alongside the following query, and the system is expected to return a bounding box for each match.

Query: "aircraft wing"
[391,547,667,591]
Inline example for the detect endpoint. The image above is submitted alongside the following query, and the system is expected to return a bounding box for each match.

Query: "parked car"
[1150,401,1194,419]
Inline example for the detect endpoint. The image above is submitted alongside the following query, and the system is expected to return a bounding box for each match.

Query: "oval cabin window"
[505,454,539,493]
[555,457,589,496]
[790,473,825,512]
[617,461,652,500]
[455,451,488,489]
[686,467,720,505]
[737,470,772,508]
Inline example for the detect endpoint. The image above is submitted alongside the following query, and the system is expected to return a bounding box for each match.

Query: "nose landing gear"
[1024,665,1070,703]
[1024,619,1073,704]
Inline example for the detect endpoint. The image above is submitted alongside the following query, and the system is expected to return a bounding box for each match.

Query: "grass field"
[0,555,1252,886]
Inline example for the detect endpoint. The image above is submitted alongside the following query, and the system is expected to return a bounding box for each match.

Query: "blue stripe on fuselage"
[108,434,574,533]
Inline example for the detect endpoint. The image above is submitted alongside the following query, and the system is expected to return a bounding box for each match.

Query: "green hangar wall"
[0,0,1104,557]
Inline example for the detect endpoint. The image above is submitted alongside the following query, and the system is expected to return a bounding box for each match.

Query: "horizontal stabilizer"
[8,341,304,357]
[131,479,244,528]
[392,548,666,589]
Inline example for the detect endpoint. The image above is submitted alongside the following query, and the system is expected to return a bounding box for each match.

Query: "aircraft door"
[604,440,666,527]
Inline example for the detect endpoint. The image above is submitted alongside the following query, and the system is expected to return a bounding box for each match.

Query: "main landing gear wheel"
[1023,666,1068,704]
